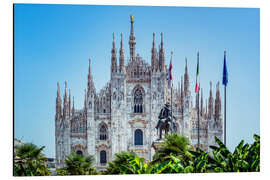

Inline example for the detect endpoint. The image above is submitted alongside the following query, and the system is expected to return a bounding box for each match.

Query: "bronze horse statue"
[155,102,176,140]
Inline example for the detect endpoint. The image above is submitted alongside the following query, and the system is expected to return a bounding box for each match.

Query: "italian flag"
[195,53,200,93]
[168,54,173,88]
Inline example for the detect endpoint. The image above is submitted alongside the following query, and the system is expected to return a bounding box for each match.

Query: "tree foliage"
[150,133,260,173]
[14,143,51,176]
[209,134,260,172]
[14,134,260,176]
[56,153,99,175]
[152,133,193,165]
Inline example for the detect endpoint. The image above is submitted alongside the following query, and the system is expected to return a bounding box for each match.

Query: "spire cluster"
[151,32,166,72]
[174,54,222,123]
[55,81,73,120]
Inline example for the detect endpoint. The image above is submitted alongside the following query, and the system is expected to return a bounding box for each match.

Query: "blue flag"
[222,51,228,86]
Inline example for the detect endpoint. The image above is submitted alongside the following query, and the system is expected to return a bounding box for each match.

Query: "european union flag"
[223,51,228,86]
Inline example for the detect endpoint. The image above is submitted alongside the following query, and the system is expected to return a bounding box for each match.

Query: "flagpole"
[197,90,200,149]
[171,84,173,133]
[170,51,173,133]
[224,85,226,146]
[223,50,228,146]
[196,51,200,149]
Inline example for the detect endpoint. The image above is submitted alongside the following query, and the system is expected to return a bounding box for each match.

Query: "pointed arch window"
[134,129,143,145]
[100,150,107,164]
[134,89,143,113]
[99,124,108,140]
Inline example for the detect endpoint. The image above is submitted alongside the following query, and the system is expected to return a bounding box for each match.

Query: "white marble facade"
[55,16,223,170]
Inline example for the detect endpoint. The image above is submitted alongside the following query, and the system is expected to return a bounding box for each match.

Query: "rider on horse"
[155,102,175,140]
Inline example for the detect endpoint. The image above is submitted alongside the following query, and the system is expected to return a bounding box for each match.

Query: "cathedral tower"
[86,58,96,158]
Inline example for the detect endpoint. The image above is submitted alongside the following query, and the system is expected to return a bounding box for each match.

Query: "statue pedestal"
[151,140,164,151]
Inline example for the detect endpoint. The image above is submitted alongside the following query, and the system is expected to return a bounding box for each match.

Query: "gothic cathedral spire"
[214,81,221,121]
[184,57,190,97]
[63,81,69,119]
[88,58,95,96]
[56,82,62,120]
[208,81,213,119]
[72,96,75,117]
[84,89,87,113]
[151,33,157,72]
[205,99,208,119]
[200,88,203,116]
[129,15,136,60]
[119,33,125,73]
[111,32,117,73]
[180,76,184,115]
[159,32,165,72]
[69,89,71,117]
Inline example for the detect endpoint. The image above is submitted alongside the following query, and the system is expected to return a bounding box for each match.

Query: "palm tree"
[57,153,98,175]
[14,143,51,176]
[152,133,193,166]
[104,152,137,174]
[104,151,169,174]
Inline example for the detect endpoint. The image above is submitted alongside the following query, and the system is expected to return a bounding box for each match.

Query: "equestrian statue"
[155,102,176,140]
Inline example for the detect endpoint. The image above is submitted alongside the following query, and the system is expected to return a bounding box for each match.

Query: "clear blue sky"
[14,4,260,158]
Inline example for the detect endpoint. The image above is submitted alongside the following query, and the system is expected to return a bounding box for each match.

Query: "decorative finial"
[113,32,115,41]
[224,50,226,55]
[130,15,134,23]
[57,82,60,96]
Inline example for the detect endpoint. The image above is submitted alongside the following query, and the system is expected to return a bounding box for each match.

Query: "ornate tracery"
[99,124,108,140]
[134,89,143,113]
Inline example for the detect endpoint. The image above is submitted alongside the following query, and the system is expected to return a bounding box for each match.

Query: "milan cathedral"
[55,16,223,170]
